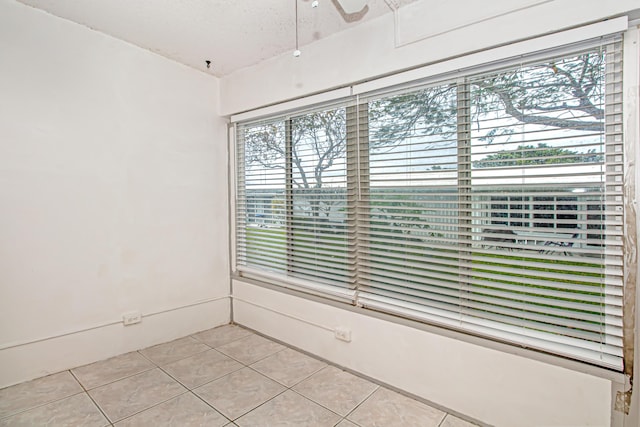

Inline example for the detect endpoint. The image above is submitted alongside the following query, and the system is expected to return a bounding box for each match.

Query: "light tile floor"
[0,324,480,427]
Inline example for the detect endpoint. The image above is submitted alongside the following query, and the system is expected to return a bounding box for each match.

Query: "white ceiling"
[18,0,415,77]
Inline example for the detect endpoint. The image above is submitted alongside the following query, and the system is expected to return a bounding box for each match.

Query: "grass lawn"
[243,225,607,337]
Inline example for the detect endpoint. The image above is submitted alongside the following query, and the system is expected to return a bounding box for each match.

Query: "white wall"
[233,280,613,427]
[0,0,229,387]
[626,24,640,427]
[220,0,640,115]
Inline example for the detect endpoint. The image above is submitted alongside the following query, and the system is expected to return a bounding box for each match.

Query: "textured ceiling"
[17,0,415,76]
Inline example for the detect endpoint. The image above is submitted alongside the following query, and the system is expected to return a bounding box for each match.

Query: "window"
[236,104,355,298]
[235,40,624,370]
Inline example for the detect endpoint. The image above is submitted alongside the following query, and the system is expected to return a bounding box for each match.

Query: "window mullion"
[285,118,294,275]
[347,101,370,305]
[457,81,472,292]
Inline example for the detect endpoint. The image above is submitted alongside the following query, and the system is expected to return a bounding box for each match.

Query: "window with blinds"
[236,104,356,299]
[235,40,625,370]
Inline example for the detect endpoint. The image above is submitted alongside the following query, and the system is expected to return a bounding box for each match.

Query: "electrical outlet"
[122,310,142,326]
[334,326,352,342]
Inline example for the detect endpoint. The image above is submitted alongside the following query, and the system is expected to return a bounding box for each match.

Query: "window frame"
[231,31,634,373]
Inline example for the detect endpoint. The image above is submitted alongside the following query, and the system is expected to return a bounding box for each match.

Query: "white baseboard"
[0,297,230,388]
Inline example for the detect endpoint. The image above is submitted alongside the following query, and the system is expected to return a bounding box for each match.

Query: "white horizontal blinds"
[234,37,625,369]
[236,117,287,274]
[603,39,625,365]
[360,82,464,323]
[464,42,623,369]
[236,102,355,295]
[347,103,370,296]
[357,41,624,369]
[289,105,354,288]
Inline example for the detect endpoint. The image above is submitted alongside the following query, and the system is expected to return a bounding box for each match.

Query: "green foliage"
[472,52,604,133]
[244,52,605,185]
[473,143,602,168]
[243,51,606,229]
[368,85,458,147]
[243,109,346,190]
[370,52,605,145]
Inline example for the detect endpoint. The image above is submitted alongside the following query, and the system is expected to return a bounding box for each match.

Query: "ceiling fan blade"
[331,0,369,22]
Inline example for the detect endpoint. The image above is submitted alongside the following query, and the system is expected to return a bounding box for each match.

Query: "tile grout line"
[156,340,282,392]
[68,369,112,426]
[334,416,363,427]
[136,349,158,366]
[285,387,346,421]
[190,328,255,348]
[137,336,212,366]
[228,386,291,422]
[282,366,380,421]
[188,388,233,424]
[151,334,289,423]
[341,383,380,421]
[0,370,87,421]
[72,358,156,393]
[75,359,188,424]
[284,363,331,390]
[67,369,88,393]
[188,336,322,424]
[187,364,247,392]
[109,390,200,425]
[0,389,88,422]
[438,413,450,427]
[256,363,356,423]
[117,330,298,424]
[152,357,242,394]
[192,343,289,423]
[150,340,283,405]
[81,363,157,391]
[216,344,288,367]
[143,331,372,425]
[83,391,113,426]
[244,358,327,389]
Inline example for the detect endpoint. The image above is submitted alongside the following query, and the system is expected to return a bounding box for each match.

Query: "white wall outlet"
[122,310,142,326]
[334,326,352,342]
